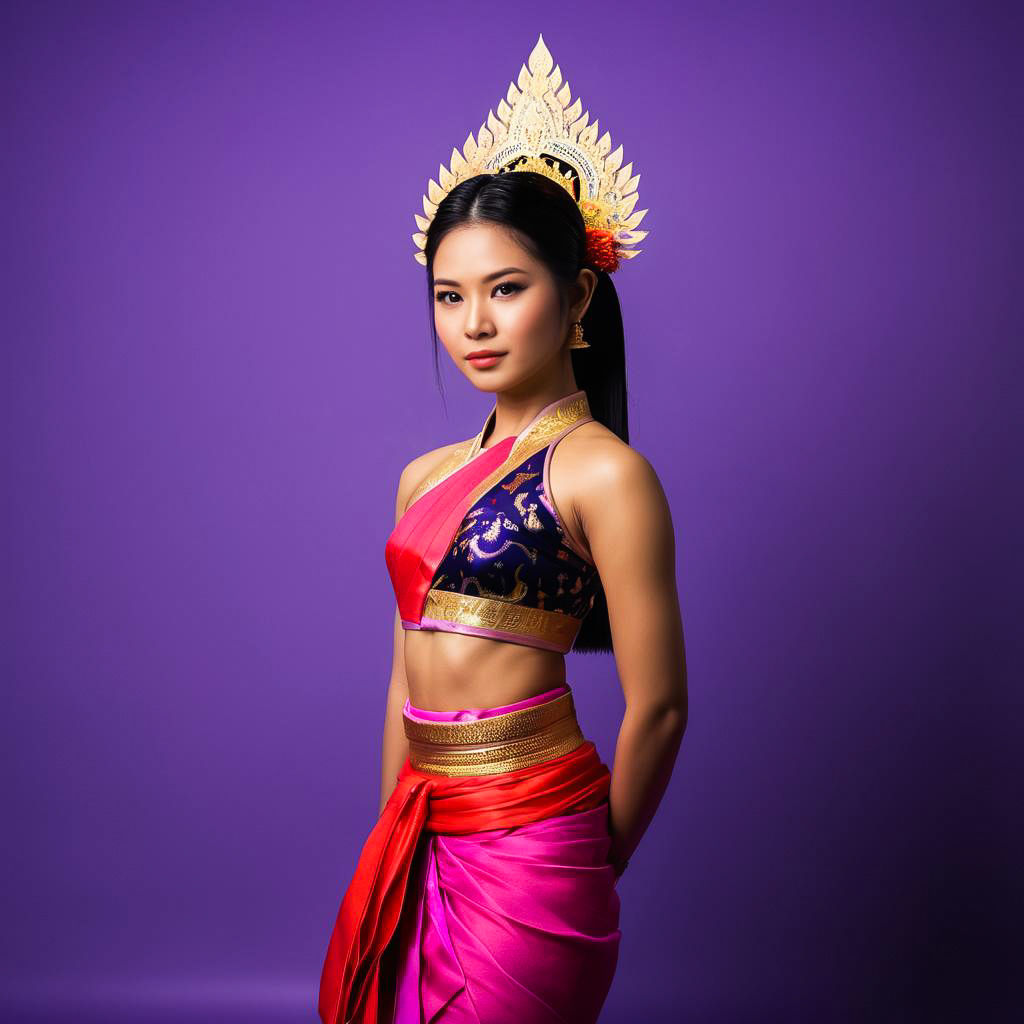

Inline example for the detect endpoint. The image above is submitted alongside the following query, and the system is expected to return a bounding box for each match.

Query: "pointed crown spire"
[411,33,649,273]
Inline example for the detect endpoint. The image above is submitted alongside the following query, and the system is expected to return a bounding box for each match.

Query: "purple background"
[2,2,1018,1021]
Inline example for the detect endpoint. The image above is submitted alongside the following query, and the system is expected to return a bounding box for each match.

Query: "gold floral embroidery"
[513,491,544,531]
[468,534,538,562]
[461,563,528,602]
[502,470,540,493]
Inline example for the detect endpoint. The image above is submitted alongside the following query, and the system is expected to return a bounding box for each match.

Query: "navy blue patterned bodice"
[428,447,599,623]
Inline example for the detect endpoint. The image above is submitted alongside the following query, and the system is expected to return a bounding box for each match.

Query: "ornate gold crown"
[412,33,649,271]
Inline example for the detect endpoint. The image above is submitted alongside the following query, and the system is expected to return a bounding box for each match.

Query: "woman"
[319,35,687,1024]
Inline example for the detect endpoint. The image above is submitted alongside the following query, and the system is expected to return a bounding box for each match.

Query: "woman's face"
[431,222,576,393]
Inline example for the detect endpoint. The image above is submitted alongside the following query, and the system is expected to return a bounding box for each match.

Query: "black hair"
[422,168,629,654]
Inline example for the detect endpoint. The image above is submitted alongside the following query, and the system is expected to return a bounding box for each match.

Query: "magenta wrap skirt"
[389,684,621,1024]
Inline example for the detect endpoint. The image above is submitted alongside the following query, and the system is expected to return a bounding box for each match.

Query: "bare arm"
[378,460,419,815]
[577,447,688,875]
[379,606,410,815]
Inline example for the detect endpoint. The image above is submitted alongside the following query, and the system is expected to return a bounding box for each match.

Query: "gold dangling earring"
[567,320,590,349]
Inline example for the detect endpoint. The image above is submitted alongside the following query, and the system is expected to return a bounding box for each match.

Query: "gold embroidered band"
[406,391,591,509]
[403,690,586,776]
[421,588,582,651]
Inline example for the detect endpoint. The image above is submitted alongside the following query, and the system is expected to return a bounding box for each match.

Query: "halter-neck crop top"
[385,389,601,654]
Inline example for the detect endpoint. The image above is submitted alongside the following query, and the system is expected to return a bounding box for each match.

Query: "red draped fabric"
[384,436,514,626]
[317,741,611,1024]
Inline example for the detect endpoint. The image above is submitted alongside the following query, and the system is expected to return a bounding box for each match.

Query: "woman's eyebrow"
[433,266,529,287]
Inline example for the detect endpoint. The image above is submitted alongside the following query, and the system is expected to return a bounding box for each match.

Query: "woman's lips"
[466,352,505,368]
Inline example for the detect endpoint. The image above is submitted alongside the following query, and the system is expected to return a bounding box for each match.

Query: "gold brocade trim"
[468,394,591,466]
[422,588,582,649]
[408,718,585,776]
[409,734,585,776]
[403,690,586,776]
[406,443,474,507]
[406,391,591,510]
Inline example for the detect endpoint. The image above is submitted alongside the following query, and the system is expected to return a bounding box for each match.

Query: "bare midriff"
[403,629,567,712]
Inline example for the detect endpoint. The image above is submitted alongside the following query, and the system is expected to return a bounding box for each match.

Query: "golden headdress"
[411,33,649,273]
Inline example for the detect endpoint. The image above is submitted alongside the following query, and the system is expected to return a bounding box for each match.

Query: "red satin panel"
[317,741,611,1024]
[384,437,515,625]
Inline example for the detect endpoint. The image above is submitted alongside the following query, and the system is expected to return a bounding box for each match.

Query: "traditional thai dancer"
[318,33,688,1024]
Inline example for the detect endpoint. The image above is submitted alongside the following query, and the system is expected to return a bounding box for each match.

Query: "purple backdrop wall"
[2,2,1017,1022]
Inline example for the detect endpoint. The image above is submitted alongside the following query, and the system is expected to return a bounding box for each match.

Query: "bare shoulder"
[394,436,475,522]
[554,419,665,499]
[549,419,672,558]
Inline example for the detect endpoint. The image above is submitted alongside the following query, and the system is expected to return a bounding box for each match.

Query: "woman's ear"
[572,268,599,321]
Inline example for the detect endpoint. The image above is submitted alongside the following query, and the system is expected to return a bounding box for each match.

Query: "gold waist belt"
[403,690,585,776]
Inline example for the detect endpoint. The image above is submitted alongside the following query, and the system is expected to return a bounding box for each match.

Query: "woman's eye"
[434,282,523,305]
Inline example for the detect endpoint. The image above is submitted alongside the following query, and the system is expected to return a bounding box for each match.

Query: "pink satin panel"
[384,436,516,627]
[391,687,621,1024]
[401,683,569,722]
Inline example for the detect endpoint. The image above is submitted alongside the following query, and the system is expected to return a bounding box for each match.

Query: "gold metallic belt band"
[421,588,583,650]
[403,690,585,776]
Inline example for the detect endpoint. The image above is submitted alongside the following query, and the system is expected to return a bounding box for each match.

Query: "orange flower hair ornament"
[412,33,648,275]
[583,227,620,273]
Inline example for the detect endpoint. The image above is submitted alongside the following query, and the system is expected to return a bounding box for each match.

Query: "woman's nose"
[463,300,493,338]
